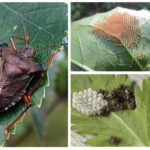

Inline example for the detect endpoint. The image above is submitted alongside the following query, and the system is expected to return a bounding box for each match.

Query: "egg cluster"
[72,88,108,116]
[91,12,140,48]
[134,54,145,61]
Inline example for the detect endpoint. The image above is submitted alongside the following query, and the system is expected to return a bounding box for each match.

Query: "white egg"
[72,88,108,116]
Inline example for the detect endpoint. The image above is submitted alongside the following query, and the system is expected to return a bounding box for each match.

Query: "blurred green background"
[7,48,68,147]
[71,3,150,21]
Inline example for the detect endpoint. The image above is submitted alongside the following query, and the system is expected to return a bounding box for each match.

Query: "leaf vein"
[1,3,54,37]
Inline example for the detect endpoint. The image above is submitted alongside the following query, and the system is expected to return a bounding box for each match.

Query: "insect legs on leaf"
[10,32,29,51]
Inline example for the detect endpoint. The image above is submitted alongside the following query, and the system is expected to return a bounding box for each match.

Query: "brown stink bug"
[0,32,62,141]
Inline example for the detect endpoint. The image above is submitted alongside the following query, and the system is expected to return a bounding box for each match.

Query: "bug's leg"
[10,37,17,51]
[45,50,59,71]
[10,32,29,52]
[12,32,29,43]
[5,95,32,142]
[23,95,32,105]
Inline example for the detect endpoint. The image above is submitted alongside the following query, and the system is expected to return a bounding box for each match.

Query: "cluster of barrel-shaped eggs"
[72,88,108,116]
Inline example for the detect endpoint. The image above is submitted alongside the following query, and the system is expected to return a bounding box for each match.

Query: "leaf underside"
[71,7,150,71]
[71,75,150,146]
[0,3,67,146]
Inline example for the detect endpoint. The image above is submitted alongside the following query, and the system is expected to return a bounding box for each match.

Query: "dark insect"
[0,33,61,141]
[99,106,110,116]
[98,89,108,98]
[98,82,136,112]
[108,136,121,145]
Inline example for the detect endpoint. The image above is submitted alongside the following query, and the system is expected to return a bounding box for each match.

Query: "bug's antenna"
[36,37,68,51]
[36,43,67,51]
[19,12,29,46]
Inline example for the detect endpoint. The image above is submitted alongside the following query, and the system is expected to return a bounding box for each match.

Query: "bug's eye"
[0,43,8,48]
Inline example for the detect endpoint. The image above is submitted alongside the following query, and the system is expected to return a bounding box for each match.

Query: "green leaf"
[71,75,150,146]
[0,3,67,146]
[71,7,150,71]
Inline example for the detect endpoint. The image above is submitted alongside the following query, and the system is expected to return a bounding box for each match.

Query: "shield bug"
[0,32,63,141]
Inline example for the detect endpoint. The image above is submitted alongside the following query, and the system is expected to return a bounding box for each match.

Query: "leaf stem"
[71,59,94,71]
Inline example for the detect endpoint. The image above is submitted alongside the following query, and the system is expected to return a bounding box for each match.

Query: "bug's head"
[19,46,36,59]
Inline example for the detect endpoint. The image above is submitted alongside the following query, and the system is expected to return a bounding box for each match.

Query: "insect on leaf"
[0,3,67,146]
